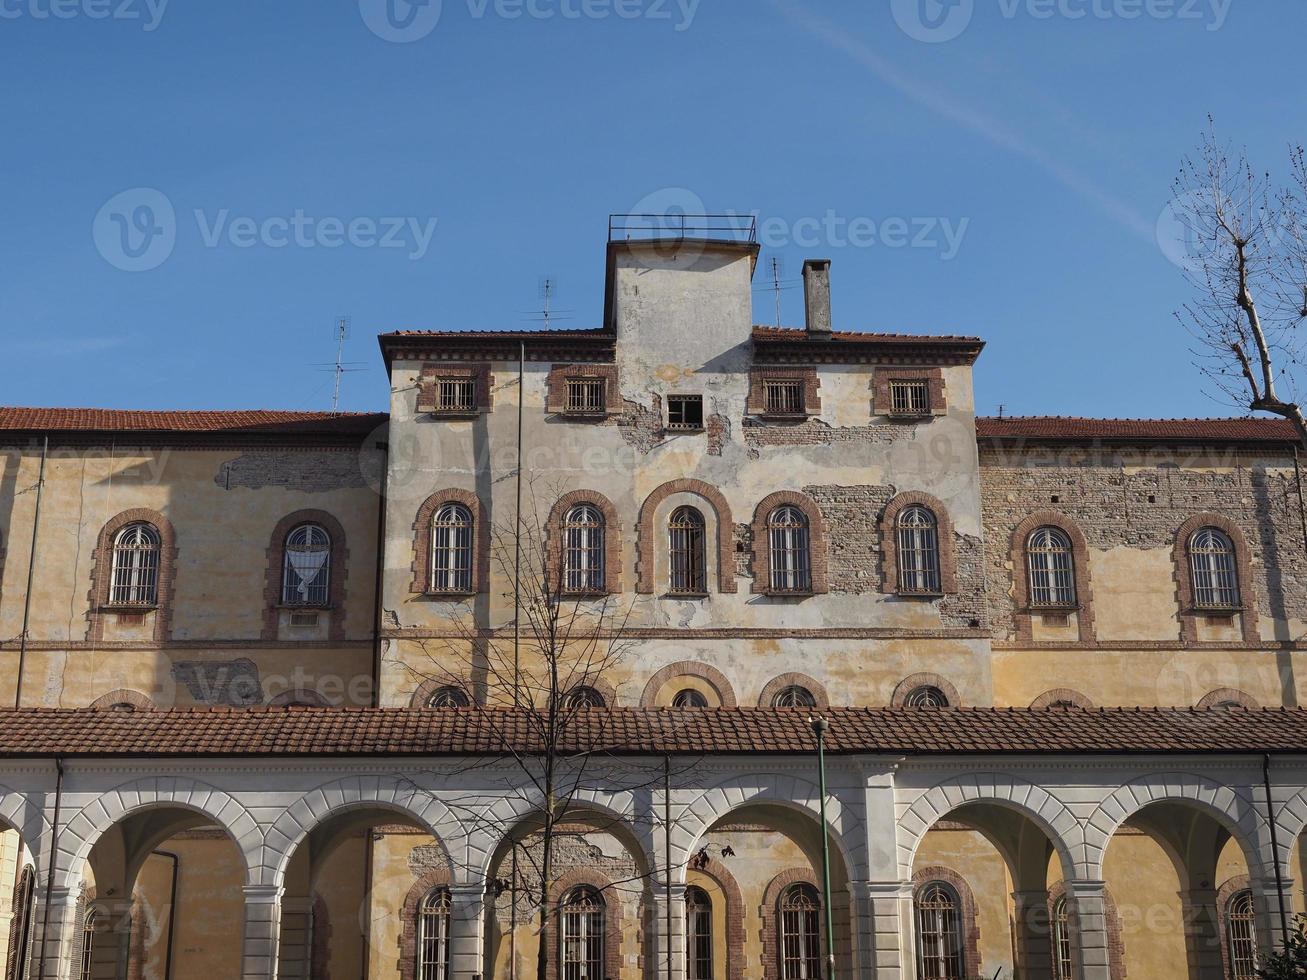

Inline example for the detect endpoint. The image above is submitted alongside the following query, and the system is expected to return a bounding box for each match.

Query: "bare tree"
[1172,121,1307,443]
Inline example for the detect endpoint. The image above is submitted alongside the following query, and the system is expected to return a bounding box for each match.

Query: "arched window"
[565,686,605,710]
[6,865,35,980]
[905,686,950,708]
[772,685,817,709]
[768,505,811,593]
[426,686,469,709]
[563,505,606,593]
[79,907,101,980]
[897,505,941,594]
[779,883,822,979]
[560,885,605,980]
[431,504,474,594]
[110,522,161,605]
[416,887,451,980]
[669,507,707,595]
[1052,895,1073,980]
[1225,889,1258,979]
[672,689,709,708]
[686,886,713,980]
[1027,527,1076,608]
[915,882,964,980]
[1189,527,1241,609]
[281,523,331,606]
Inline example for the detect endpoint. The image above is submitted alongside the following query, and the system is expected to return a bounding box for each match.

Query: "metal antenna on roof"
[771,257,783,328]
[997,404,1006,420]
[519,278,573,328]
[331,317,349,413]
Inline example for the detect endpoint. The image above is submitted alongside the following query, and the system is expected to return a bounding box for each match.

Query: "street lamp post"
[811,715,836,980]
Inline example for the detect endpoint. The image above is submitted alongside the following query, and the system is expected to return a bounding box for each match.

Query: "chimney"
[803,259,832,335]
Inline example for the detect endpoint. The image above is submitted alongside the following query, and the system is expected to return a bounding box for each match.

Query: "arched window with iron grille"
[1027,527,1076,608]
[560,885,605,980]
[672,689,709,708]
[768,505,811,593]
[686,886,713,980]
[565,686,605,710]
[669,507,707,595]
[416,887,451,980]
[778,883,822,979]
[430,504,474,593]
[772,685,817,709]
[110,522,161,605]
[281,523,331,606]
[1189,527,1241,609]
[425,686,469,709]
[914,881,964,980]
[1052,895,1074,980]
[905,686,950,708]
[897,506,941,594]
[563,504,606,593]
[1224,889,1258,980]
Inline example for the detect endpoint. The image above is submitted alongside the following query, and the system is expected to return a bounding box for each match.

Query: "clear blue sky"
[1,0,1301,417]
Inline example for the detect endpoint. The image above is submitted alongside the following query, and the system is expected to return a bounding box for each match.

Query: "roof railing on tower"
[608,212,758,244]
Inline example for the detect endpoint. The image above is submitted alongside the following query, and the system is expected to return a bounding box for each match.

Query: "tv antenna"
[519,277,574,328]
[316,316,366,413]
[771,257,783,328]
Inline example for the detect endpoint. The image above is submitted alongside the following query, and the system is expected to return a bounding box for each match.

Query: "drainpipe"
[16,435,48,709]
[36,757,63,980]
[1263,754,1291,946]
[810,716,836,980]
[369,438,389,707]
[152,850,179,980]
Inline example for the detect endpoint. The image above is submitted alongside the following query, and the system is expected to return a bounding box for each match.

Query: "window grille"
[915,882,964,980]
[1189,528,1241,609]
[566,378,607,414]
[668,395,705,430]
[768,506,812,593]
[282,524,331,606]
[672,689,709,708]
[565,686,605,709]
[560,886,605,980]
[1052,896,1074,980]
[669,507,707,595]
[431,504,474,593]
[416,887,452,980]
[435,378,477,413]
[905,686,949,708]
[772,685,817,708]
[896,506,941,594]
[426,686,469,709]
[764,379,805,415]
[110,522,161,605]
[686,886,714,980]
[79,908,100,980]
[1225,890,1258,980]
[7,865,34,980]
[779,884,822,980]
[1027,527,1076,607]
[889,380,931,415]
[563,505,605,593]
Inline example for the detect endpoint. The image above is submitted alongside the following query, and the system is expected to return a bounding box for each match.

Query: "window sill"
[424,590,477,599]
[101,604,158,613]
[896,591,944,599]
[665,591,709,600]
[275,604,334,611]
[885,411,934,422]
[560,590,610,599]
[1026,605,1079,614]
[425,410,484,419]
[764,590,814,598]
[666,425,705,433]
[753,411,812,421]
[1190,606,1242,616]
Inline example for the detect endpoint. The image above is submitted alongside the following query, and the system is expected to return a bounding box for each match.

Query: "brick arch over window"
[86,508,178,642]
[640,661,738,708]
[750,491,828,595]
[1029,688,1095,709]
[1048,880,1126,980]
[891,672,962,708]
[687,855,745,980]
[636,479,736,594]
[758,673,829,709]
[545,490,623,594]
[1010,511,1095,643]
[1173,512,1259,643]
[1198,688,1261,709]
[410,489,490,595]
[912,866,982,980]
[262,510,349,641]
[396,866,453,980]
[760,868,825,980]
[1215,873,1253,980]
[545,868,629,980]
[88,689,155,711]
[879,491,958,595]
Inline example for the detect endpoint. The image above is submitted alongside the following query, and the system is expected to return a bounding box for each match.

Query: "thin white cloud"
[770,0,1155,241]
[12,336,132,355]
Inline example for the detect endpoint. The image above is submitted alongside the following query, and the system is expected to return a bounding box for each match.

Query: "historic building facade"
[3,230,1307,979]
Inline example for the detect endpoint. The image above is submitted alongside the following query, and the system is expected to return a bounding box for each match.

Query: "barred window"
[768,506,812,593]
[110,522,161,605]
[431,504,474,593]
[686,886,714,980]
[416,887,452,980]
[897,506,941,594]
[889,380,931,415]
[566,378,607,414]
[1225,890,1258,980]
[905,686,949,708]
[435,378,477,413]
[281,523,331,606]
[563,505,605,593]
[565,686,605,709]
[669,506,707,595]
[560,886,605,980]
[426,686,469,709]
[772,685,817,708]
[1189,527,1241,609]
[79,907,101,980]
[779,883,822,980]
[765,379,805,415]
[915,882,965,980]
[1052,895,1073,980]
[1027,527,1076,608]
[672,688,709,708]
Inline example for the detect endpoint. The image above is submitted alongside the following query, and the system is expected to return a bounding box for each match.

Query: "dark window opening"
[668,394,704,430]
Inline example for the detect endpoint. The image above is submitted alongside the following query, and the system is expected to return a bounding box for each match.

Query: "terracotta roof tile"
[0,408,388,436]
[751,326,984,346]
[1,706,1304,757]
[381,328,611,339]
[976,415,1299,443]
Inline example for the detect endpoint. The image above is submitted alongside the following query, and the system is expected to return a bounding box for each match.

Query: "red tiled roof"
[0,408,388,435]
[976,416,1299,443]
[2,706,1304,758]
[381,328,611,339]
[752,326,984,346]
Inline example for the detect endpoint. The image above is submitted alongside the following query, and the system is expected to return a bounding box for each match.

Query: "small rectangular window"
[889,380,931,416]
[667,395,704,430]
[565,378,607,414]
[764,380,805,415]
[435,378,477,413]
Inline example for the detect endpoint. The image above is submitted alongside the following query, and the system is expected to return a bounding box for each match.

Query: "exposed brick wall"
[86,508,178,643]
[705,411,730,456]
[410,489,490,595]
[742,417,916,453]
[544,363,623,415]
[261,509,349,642]
[615,395,665,455]
[544,490,623,594]
[912,866,982,979]
[749,491,829,595]
[215,450,371,493]
[635,479,736,594]
[640,661,738,707]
